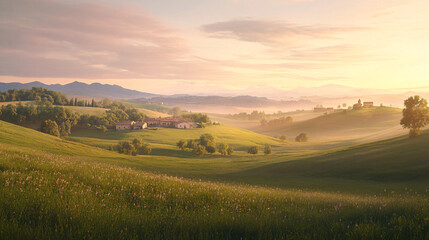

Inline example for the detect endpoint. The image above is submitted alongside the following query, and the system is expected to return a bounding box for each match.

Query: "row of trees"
[112,138,152,156]
[248,145,272,155]
[176,134,233,156]
[1,101,80,137]
[260,116,293,127]
[0,87,69,105]
[0,98,147,137]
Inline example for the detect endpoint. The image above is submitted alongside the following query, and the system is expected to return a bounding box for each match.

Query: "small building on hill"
[353,99,363,109]
[146,117,195,128]
[116,120,135,130]
[175,122,197,129]
[363,102,374,107]
[133,121,147,130]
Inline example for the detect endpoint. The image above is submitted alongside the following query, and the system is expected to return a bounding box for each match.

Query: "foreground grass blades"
[1,145,428,239]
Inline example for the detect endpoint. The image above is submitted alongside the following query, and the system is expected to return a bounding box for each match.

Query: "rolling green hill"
[231,129,429,191]
[257,107,405,141]
[68,124,280,151]
[1,121,428,239]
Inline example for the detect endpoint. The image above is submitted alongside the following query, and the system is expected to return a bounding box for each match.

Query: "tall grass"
[1,144,428,239]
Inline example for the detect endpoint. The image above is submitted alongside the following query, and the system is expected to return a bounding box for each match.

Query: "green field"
[1,120,428,239]
[256,107,405,142]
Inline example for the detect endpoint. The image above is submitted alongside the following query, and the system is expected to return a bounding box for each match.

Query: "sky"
[0,0,428,95]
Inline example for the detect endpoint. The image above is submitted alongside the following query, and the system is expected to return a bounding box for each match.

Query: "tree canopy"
[400,96,429,137]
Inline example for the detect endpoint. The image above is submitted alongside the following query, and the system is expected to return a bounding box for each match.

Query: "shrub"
[40,120,60,137]
[227,146,234,155]
[248,146,259,154]
[264,144,272,155]
[205,144,216,154]
[137,143,152,155]
[192,144,207,156]
[295,133,308,142]
[117,138,151,155]
[176,139,186,150]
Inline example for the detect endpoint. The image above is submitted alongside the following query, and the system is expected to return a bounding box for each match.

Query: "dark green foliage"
[295,133,308,142]
[226,146,233,155]
[264,144,272,155]
[205,144,216,154]
[0,87,69,105]
[199,133,215,147]
[40,120,60,137]
[218,143,233,156]
[400,96,429,137]
[176,139,186,150]
[1,102,79,137]
[248,146,259,154]
[192,144,207,156]
[182,112,210,123]
[117,138,151,155]
[138,143,152,155]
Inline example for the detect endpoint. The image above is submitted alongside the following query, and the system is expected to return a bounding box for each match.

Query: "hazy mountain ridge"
[0,81,159,99]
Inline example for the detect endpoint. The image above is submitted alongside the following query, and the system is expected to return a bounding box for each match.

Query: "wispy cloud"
[201,19,367,47]
[0,0,226,80]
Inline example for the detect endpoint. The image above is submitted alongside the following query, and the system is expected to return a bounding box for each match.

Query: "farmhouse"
[363,102,374,107]
[146,117,196,128]
[133,121,147,130]
[115,120,135,130]
[175,122,197,129]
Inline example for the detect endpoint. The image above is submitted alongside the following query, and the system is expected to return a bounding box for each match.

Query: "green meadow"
[1,120,428,239]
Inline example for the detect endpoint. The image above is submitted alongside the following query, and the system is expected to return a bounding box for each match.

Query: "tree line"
[176,134,233,156]
[260,116,293,127]
[0,97,147,137]
[110,138,152,156]
[0,87,69,105]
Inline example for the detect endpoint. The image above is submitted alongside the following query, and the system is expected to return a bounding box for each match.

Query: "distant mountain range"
[135,95,314,109]
[0,81,158,99]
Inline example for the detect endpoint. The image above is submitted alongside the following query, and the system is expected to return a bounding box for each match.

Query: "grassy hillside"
[63,106,107,115]
[257,107,405,141]
[209,111,324,130]
[231,130,429,191]
[1,120,428,239]
[69,124,280,151]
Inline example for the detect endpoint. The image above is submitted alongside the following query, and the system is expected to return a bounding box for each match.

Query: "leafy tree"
[176,139,186,150]
[40,120,60,137]
[205,144,216,154]
[295,133,308,142]
[400,96,429,137]
[248,146,259,154]
[264,144,272,155]
[192,144,207,156]
[133,138,144,149]
[226,146,234,155]
[137,143,152,155]
[186,140,196,149]
[117,141,136,155]
[218,143,229,155]
[199,133,215,147]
